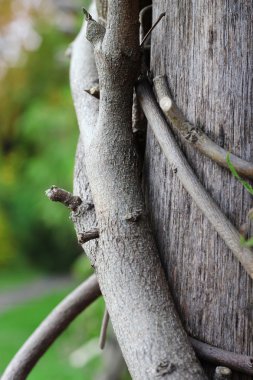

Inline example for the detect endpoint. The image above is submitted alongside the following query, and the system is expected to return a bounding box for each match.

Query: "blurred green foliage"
[0,3,84,272]
[0,4,133,380]
[0,285,105,379]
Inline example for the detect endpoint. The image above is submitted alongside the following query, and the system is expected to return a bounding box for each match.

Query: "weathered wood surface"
[146,1,253,378]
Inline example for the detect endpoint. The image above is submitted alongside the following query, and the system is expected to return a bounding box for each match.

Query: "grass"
[0,265,40,292]
[0,284,105,379]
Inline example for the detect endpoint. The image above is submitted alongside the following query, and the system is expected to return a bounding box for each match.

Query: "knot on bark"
[154,360,176,377]
[184,124,202,143]
[84,84,100,99]
[124,208,143,222]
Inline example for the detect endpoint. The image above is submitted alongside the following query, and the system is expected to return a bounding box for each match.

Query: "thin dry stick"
[2,275,252,379]
[99,307,110,349]
[136,79,253,279]
[140,12,165,47]
[139,5,152,43]
[153,75,253,180]
[1,275,101,380]
[190,338,253,376]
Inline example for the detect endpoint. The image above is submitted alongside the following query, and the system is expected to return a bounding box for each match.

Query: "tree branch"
[153,75,253,180]
[3,274,252,379]
[136,79,253,279]
[45,186,82,211]
[140,12,165,47]
[139,4,152,43]
[190,338,253,376]
[70,1,206,379]
[77,228,99,244]
[1,275,101,380]
[1,268,253,380]
[99,308,110,349]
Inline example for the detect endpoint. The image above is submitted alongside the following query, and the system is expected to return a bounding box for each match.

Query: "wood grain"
[146,1,253,379]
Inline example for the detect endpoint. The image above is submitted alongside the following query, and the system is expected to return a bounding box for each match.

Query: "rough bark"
[73,138,99,262]
[70,1,100,264]
[70,1,206,379]
[137,79,253,279]
[146,1,253,378]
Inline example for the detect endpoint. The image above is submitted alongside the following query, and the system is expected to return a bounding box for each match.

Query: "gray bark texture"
[146,1,253,379]
[71,1,207,379]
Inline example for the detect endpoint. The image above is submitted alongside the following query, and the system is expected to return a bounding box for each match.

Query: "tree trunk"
[146,1,253,378]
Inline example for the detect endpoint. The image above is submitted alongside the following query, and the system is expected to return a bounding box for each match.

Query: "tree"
[2,1,253,379]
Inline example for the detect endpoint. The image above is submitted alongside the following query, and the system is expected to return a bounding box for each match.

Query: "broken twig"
[45,186,82,212]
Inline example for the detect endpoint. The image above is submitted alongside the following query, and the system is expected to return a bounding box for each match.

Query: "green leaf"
[226,153,253,196]
[243,237,253,248]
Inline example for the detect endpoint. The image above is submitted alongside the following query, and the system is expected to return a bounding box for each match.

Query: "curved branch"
[1,275,101,380]
[140,12,165,47]
[139,4,152,43]
[153,75,253,180]
[136,79,253,279]
[2,274,252,379]
[71,1,206,379]
[190,338,253,376]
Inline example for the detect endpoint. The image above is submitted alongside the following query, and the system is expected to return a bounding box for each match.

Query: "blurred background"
[0,0,129,378]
